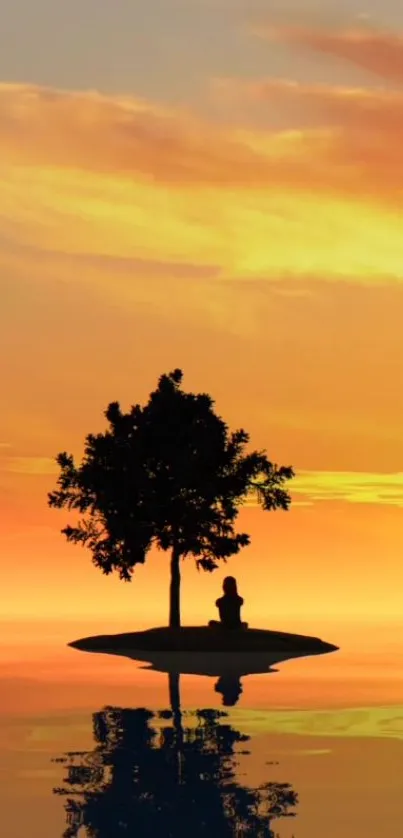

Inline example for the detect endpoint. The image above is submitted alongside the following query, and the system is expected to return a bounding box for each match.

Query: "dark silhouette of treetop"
[48,369,294,627]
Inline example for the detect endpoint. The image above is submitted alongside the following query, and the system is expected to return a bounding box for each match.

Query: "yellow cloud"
[240,470,403,508]
[291,470,403,506]
[2,457,59,475]
[2,80,403,301]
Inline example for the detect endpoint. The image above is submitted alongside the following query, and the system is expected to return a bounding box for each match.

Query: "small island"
[69,625,338,655]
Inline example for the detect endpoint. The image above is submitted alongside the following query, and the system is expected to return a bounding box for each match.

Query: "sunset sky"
[2,0,403,629]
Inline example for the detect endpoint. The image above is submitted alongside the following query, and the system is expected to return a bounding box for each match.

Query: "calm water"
[1,619,403,837]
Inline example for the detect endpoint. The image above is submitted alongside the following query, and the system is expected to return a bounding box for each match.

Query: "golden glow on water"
[1,623,402,838]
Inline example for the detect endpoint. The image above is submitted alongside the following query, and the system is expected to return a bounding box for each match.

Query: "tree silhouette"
[52,702,298,838]
[48,369,294,627]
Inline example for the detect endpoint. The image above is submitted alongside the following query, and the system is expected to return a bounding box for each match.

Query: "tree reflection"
[53,677,298,837]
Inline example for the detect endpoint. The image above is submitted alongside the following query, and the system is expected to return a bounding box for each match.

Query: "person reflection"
[214,675,243,706]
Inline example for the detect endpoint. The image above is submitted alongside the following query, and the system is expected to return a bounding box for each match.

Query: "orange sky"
[1,4,403,626]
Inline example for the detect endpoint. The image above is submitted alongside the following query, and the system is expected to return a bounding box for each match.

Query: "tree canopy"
[48,369,294,626]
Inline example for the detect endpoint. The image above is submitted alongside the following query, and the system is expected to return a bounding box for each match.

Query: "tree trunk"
[168,671,181,720]
[169,547,181,628]
[168,671,183,783]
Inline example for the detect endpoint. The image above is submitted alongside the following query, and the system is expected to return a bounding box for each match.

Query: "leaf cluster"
[48,370,294,579]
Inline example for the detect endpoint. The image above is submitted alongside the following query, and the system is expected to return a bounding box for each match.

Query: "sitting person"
[208,576,248,630]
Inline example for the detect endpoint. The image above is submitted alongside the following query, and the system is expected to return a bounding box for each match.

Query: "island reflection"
[69,636,331,707]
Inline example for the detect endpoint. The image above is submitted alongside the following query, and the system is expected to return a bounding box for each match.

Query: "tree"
[48,369,294,628]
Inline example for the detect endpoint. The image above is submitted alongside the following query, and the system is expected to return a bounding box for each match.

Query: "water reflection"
[70,638,325,706]
[127,649,285,707]
[214,674,243,706]
[52,673,298,837]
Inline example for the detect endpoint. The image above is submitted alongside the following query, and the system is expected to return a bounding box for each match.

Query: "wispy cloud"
[0,82,268,186]
[1,456,59,476]
[242,470,403,508]
[250,22,403,84]
[3,82,403,288]
[212,75,403,205]
[292,470,403,507]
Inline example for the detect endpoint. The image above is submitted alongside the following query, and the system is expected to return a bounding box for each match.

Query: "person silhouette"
[208,576,248,630]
